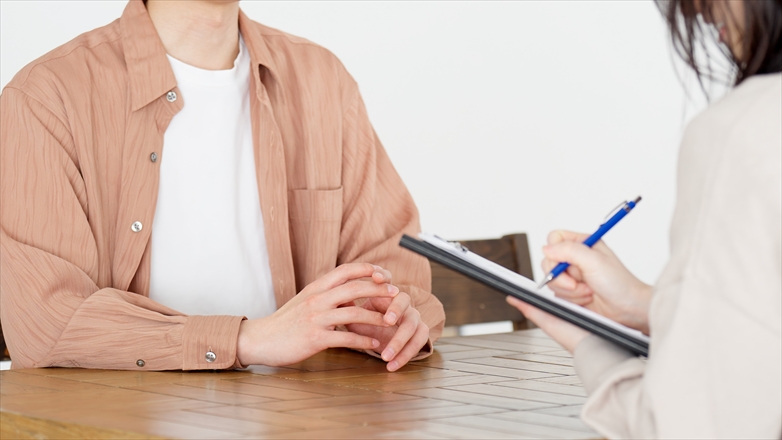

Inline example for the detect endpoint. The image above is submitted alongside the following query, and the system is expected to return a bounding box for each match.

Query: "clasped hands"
[237,263,428,371]
[507,230,654,353]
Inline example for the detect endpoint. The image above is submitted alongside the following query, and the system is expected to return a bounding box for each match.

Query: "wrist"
[625,282,653,335]
[561,326,591,353]
[236,319,254,367]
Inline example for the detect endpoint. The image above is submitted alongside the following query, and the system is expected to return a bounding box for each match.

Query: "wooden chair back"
[0,324,8,361]
[430,233,535,329]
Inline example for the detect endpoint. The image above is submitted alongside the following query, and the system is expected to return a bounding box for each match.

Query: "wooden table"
[0,329,597,439]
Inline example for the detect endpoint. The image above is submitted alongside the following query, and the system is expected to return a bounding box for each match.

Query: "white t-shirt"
[149,37,276,320]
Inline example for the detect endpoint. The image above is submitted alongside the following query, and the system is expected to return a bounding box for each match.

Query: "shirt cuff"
[573,334,635,394]
[182,315,245,370]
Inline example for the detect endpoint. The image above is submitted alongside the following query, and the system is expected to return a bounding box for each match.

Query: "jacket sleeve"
[0,87,244,371]
[571,336,653,438]
[571,85,782,439]
[337,87,445,358]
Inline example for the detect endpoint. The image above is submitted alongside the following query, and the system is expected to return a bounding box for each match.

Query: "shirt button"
[150,152,158,163]
[205,351,216,363]
[131,221,143,233]
[166,91,177,102]
[136,359,145,367]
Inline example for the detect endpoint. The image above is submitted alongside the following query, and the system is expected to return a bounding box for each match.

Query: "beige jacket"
[574,73,782,438]
[0,0,444,371]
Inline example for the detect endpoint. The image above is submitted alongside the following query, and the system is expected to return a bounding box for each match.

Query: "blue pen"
[536,196,642,290]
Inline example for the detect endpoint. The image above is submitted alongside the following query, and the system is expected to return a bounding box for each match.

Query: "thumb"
[317,263,377,290]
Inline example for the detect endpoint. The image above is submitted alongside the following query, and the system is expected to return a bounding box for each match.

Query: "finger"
[540,258,584,289]
[569,294,594,306]
[506,296,575,338]
[507,296,590,352]
[547,229,620,264]
[344,321,389,341]
[366,296,391,314]
[506,295,531,313]
[551,288,593,306]
[549,281,593,300]
[542,256,586,283]
[540,259,580,290]
[542,241,602,275]
[337,300,356,308]
[380,309,419,362]
[543,267,578,290]
[506,296,564,330]
[325,331,381,351]
[541,257,559,273]
[325,280,399,307]
[547,230,591,246]
[548,230,618,257]
[324,306,388,328]
[316,263,380,290]
[382,292,411,326]
[387,323,430,372]
[507,296,548,324]
[565,264,585,282]
[371,266,393,284]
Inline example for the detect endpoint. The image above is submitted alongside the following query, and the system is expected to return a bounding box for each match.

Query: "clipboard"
[400,233,650,357]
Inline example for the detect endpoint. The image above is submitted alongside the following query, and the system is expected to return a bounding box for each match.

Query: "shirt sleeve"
[0,87,244,371]
[337,87,445,358]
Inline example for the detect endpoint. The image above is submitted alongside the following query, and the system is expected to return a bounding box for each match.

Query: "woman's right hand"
[541,230,653,334]
[236,263,397,367]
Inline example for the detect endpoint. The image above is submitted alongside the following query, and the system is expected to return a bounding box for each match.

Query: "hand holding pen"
[535,197,653,334]
[538,197,642,289]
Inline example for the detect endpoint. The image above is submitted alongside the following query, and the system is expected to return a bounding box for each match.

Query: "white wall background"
[1,1,723,286]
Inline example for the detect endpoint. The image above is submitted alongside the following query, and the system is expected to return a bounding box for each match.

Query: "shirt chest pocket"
[288,187,344,291]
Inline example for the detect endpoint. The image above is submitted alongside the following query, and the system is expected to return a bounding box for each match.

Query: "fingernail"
[372,339,380,348]
[385,312,397,325]
[373,265,382,271]
[387,284,399,295]
[381,348,394,361]
[373,271,384,279]
[388,361,399,371]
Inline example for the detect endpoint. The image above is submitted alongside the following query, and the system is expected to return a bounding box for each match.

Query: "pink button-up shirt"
[0,0,444,370]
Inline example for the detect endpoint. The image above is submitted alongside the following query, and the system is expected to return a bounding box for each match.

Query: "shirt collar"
[120,0,278,111]
[238,9,279,83]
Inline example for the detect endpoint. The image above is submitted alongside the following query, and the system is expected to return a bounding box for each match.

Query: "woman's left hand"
[506,296,590,353]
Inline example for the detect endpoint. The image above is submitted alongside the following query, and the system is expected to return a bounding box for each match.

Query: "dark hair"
[657,0,782,89]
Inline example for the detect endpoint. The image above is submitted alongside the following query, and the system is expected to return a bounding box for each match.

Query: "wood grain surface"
[0,329,597,439]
